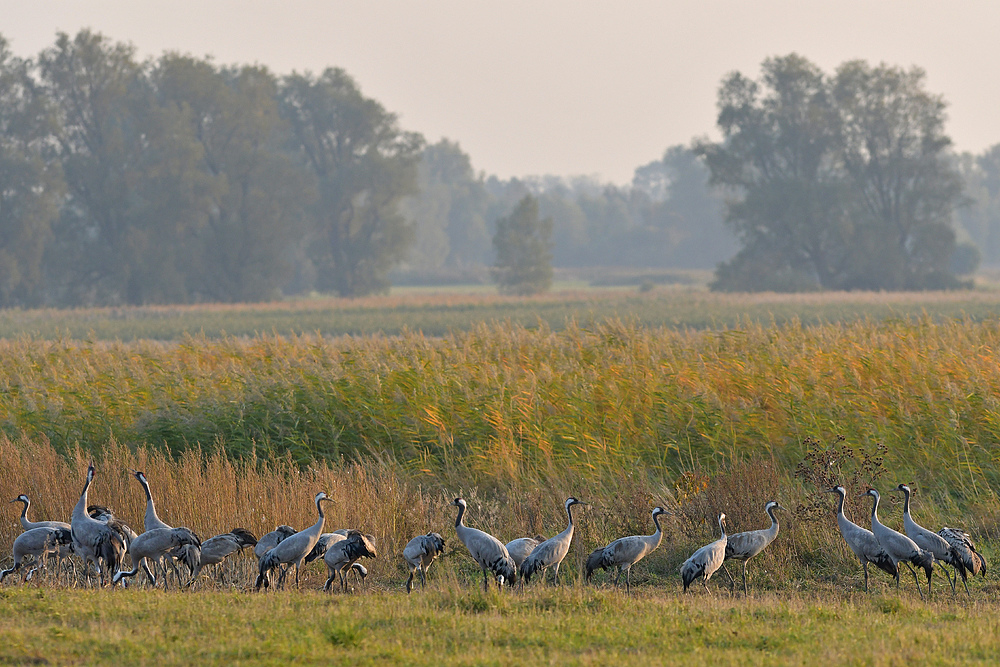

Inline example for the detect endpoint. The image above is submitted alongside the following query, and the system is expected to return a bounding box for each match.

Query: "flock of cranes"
[0,463,989,599]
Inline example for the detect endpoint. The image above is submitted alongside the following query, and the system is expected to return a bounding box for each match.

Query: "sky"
[3,1,1000,185]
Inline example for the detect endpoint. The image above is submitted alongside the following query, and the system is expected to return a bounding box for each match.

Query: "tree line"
[0,31,997,305]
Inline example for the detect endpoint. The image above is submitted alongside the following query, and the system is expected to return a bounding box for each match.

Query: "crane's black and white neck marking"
[315,492,331,517]
[453,498,467,527]
[564,497,585,524]
[895,484,914,515]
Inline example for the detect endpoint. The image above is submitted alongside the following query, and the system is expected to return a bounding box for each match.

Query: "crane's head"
[86,462,95,482]
[866,488,880,501]
[11,494,29,504]
[824,485,846,496]
[765,500,787,512]
[565,497,586,509]
[452,497,466,509]
[314,491,330,504]
[652,506,667,517]
[132,470,147,483]
[895,483,911,494]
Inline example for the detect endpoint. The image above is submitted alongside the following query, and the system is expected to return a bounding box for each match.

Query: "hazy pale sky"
[3,1,1000,184]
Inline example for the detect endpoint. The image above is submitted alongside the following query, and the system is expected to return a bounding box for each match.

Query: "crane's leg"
[722,563,736,591]
[742,561,749,597]
[420,566,427,589]
[862,560,870,592]
[324,569,335,592]
[903,562,924,600]
[405,569,414,594]
[625,566,631,596]
[553,562,560,585]
[614,568,623,586]
[482,567,489,593]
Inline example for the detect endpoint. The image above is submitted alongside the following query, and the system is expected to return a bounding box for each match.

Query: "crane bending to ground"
[403,532,446,593]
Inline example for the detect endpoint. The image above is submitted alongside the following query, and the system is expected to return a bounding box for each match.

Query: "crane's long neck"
[835,490,846,517]
[308,498,327,536]
[648,512,664,549]
[765,506,779,536]
[454,503,466,529]
[73,474,92,520]
[869,494,882,529]
[140,478,161,527]
[18,499,28,521]
[718,516,726,539]
[901,488,911,517]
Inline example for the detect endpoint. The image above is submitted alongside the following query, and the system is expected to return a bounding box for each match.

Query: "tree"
[698,54,967,292]
[38,30,209,305]
[491,195,553,295]
[0,36,63,306]
[696,55,854,291]
[155,55,312,302]
[279,69,423,297]
[833,61,965,289]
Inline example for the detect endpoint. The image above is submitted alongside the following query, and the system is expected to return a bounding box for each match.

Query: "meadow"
[3,288,1000,664]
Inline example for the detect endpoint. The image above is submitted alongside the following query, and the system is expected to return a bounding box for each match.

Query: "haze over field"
[3,1,1000,184]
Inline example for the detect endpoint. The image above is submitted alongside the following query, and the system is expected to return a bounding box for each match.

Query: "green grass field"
[2,586,998,665]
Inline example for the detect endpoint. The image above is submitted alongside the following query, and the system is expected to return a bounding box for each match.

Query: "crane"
[894,484,964,596]
[112,527,202,588]
[938,527,986,595]
[866,488,933,599]
[403,532,446,593]
[323,531,377,592]
[723,500,786,595]
[585,506,666,595]
[520,497,586,585]
[255,492,332,590]
[825,486,897,591]
[70,463,127,586]
[0,526,72,584]
[451,497,516,591]
[680,513,727,593]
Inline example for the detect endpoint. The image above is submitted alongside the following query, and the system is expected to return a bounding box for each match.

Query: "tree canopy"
[698,54,970,292]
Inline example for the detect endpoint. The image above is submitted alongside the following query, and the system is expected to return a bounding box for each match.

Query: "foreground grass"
[1,586,998,665]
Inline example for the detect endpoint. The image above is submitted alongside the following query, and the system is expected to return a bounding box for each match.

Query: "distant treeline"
[1,31,999,307]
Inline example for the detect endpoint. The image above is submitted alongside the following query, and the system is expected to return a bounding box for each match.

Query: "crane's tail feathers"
[679,559,703,592]
[871,552,898,578]
[230,528,257,547]
[491,555,517,585]
[256,551,279,590]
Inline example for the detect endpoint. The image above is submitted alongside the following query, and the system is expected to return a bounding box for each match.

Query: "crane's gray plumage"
[187,527,257,582]
[71,463,127,586]
[586,506,666,594]
[826,486,897,591]
[867,488,933,599]
[0,526,72,583]
[255,492,332,590]
[895,484,964,596]
[11,495,70,531]
[520,497,586,585]
[723,500,785,595]
[112,527,202,587]
[323,531,377,592]
[254,525,297,560]
[680,513,727,592]
[504,535,545,571]
[404,532,446,593]
[304,531,347,565]
[938,527,986,593]
[452,497,516,591]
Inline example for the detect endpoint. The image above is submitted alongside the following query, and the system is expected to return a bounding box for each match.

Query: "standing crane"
[585,506,667,595]
[403,532,446,593]
[680,513,727,593]
[520,497,586,585]
[451,497,516,591]
[11,495,70,531]
[825,486,897,591]
[723,500,786,595]
[504,535,545,572]
[255,492,332,590]
[254,525,297,560]
[70,463,127,586]
[866,488,934,599]
[895,484,964,595]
